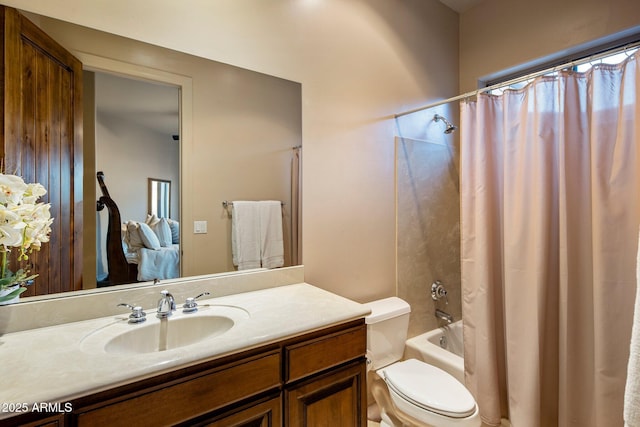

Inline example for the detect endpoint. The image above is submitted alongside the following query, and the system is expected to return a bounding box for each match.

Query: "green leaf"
[0,286,26,302]
[0,277,16,287]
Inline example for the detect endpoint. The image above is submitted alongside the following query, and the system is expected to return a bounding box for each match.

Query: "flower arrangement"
[0,173,53,304]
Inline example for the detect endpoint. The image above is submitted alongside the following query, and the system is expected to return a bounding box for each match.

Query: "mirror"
[10,9,303,302]
[149,178,171,218]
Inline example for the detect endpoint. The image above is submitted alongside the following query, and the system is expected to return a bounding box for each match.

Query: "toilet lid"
[381,359,476,418]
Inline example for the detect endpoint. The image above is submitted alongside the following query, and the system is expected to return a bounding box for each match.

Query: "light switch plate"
[194,220,207,234]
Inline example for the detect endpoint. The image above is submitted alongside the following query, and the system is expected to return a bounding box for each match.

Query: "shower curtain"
[291,146,302,265]
[461,52,640,427]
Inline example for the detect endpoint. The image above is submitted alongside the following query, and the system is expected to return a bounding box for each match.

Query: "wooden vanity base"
[2,319,367,427]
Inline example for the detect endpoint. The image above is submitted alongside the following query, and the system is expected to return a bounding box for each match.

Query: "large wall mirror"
[11,8,302,302]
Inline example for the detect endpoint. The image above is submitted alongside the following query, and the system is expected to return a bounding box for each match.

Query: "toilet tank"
[363,297,411,370]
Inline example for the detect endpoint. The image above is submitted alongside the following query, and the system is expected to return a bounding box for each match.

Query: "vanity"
[0,272,370,426]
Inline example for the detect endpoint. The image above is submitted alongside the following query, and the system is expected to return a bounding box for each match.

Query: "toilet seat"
[379,359,477,421]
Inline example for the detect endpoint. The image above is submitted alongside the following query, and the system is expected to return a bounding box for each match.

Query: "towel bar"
[222,200,285,209]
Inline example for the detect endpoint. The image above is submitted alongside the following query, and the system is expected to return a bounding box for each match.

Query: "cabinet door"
[1,6,83,295]
[285,361,366,427]
[201,396,281,427]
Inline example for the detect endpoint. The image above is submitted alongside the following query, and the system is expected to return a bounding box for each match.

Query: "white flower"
[0,173,52,295]
[0,173,52,256]
[0,174,28,205]
[22,203,53,250]
[23,183,47,204]
[0,224,23,247]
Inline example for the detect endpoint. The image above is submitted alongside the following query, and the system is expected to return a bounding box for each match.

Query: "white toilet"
[364,297,481,427]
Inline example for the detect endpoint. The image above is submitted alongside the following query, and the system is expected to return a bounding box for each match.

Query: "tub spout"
[435,309,453,324]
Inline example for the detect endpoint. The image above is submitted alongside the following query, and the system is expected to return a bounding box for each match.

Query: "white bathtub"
[404,320,465,384]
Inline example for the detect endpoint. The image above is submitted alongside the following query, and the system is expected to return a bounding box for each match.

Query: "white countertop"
[0,283,369,413]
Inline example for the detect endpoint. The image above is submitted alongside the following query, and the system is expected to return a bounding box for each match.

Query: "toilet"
[364,297,480,427]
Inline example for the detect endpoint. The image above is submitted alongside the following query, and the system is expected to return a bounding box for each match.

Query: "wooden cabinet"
[0,320,366,427]
[285,362,366,427]
[196,396,282,427]
[73,350,281,427]
[284,323,368,426]
[15,414,64,427]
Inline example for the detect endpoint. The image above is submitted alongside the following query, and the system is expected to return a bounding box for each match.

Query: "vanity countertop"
[0,283,370,413]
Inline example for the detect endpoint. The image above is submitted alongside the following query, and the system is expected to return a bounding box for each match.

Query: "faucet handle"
[117,303,147,324]
[183,292,211,313]
[431,280,448,304]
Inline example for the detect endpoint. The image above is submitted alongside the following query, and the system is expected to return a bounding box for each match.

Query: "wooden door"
[1,6,83,295]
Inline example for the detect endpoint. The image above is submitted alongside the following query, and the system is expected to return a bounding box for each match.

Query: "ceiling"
[95,72,180,138]
[439,0,484,13]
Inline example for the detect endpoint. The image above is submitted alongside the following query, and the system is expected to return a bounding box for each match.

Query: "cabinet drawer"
[285,324,366,383]
[75,351,281,427]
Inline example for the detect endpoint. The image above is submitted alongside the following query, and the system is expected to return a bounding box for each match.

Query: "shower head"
[433,114,457,134]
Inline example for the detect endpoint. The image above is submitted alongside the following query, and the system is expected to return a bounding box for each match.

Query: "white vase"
[0,284,21,305]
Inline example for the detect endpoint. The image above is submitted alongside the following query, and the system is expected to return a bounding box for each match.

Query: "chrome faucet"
[431,280,448,304]
[435,308,453,324]
[157,290,176,318]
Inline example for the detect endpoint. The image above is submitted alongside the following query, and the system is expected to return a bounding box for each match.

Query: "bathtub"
[404,320,465,384]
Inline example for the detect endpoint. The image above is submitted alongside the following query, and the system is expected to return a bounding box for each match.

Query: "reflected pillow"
[151,218,173,247]
[146,214,161,227]
[167,219,180,244]
[125,221,145,250]
[138,222,161,250]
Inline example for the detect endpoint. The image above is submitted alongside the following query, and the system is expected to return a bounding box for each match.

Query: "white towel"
[259,201,284,269]
[231,201,284,270]
[625,228,640,426]
[231,201,262,270]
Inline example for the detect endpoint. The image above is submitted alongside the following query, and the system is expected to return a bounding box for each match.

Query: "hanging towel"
[625,228,640,427]
[231,201,262,270]
[259,200,284,269]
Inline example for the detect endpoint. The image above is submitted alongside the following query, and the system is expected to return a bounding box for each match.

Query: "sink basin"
[79,304,250,355]
[105,315,235,355]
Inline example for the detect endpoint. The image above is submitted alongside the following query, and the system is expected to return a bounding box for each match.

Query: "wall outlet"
[194,220,208,234]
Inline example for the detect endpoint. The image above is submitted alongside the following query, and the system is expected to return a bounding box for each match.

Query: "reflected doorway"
[92,72,180,283]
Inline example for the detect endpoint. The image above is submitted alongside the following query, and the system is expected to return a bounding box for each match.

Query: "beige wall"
[4,0,460,302]
[460,0,640,92]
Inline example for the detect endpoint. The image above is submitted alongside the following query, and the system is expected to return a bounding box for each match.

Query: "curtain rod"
[394,40,640,119]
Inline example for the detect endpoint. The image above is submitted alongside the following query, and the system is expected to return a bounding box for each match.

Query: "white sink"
[80,304,250,355]
[105,314,235,354]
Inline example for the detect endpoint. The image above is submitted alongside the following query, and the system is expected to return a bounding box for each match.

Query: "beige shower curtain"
[461,52,640,427]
